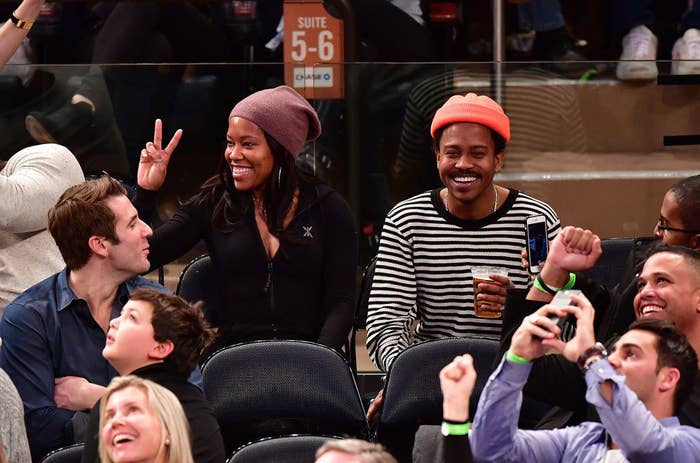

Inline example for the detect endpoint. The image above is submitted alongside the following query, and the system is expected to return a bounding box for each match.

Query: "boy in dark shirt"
[81,288,225,463]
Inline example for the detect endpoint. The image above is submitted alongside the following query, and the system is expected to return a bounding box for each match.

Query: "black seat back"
[581,238,635,289]
[349,255,379,372]
[176,254,225,327]
[377,337,499,462]
[40,444,84,463]
[202,340,370,454]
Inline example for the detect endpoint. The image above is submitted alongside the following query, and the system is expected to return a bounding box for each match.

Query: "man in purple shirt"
[440,293,700,462]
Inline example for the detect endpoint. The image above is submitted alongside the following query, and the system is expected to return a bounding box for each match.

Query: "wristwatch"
[10,10,34,30]
[577,342,608,372]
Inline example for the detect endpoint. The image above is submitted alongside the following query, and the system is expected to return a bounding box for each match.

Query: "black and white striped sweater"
[366,188,560,371]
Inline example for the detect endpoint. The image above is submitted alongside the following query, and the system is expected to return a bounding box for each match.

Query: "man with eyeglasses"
[654,176,700,248]
[655,221,700,241]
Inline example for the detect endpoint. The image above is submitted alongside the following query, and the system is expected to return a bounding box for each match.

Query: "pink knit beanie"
[430,92,510,142]
[229,86,322,158]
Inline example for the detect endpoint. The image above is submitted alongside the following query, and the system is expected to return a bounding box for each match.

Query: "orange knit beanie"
[430,92,510,142]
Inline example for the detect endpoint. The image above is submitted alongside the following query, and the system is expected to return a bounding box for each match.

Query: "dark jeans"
[610,0,700,35]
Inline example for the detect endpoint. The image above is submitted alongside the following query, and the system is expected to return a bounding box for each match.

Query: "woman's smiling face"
[101,386,167,463]
[225,116,275,195]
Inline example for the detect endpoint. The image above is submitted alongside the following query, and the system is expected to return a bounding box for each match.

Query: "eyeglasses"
[655,221,700,235]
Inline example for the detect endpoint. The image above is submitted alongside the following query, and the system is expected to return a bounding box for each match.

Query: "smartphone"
[526,215,549,274]
[547,289,582,340]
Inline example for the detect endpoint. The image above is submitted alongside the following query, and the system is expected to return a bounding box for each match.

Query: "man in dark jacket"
[81,288,225,463]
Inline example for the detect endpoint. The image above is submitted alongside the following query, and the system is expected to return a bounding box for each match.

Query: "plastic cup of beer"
[472,266,509,318]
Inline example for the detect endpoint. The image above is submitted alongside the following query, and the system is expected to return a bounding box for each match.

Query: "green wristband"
[533,274,558,295]
[506,349,531,364]
[534,273,576,294]
[562,272,576,290]
[441,421,472,436]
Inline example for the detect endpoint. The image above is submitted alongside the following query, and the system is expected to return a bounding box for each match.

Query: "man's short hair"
[627,319,698,412]
[128,289,217,375]
[669,175,700,231]
[646,243,700,277]
[315,439,397,463]
[48,175,127,270]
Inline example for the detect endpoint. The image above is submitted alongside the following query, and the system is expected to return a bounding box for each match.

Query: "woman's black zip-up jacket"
[134,182,357,353]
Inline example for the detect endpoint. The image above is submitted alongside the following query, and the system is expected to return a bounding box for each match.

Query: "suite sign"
[284,0,344,99]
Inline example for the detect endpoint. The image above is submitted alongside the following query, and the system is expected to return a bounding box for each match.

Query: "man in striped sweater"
[366,93,560,372]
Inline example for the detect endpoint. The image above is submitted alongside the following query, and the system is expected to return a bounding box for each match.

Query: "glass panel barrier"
[2,60,699,258]
[2,60,700,372]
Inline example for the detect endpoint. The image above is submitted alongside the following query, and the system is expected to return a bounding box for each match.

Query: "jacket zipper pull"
[264,261,272,293]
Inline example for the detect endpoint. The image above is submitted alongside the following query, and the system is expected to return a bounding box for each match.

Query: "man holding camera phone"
[500,243,700,431]
[460,293,700,462]
[492,175,700,431]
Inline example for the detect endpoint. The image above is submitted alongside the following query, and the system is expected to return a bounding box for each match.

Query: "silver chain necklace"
[443,184,498,215]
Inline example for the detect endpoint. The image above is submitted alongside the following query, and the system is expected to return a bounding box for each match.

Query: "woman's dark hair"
[200,131,319,236]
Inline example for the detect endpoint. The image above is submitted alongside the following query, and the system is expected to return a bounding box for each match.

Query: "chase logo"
[293,67,333,88]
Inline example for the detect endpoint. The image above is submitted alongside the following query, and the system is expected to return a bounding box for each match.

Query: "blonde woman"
[99,376,193,463]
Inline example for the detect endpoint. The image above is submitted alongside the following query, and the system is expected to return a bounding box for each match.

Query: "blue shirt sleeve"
[187,364,203,391]
[470,355,571,463]
[0,302,75,460]
[585,358,700,462]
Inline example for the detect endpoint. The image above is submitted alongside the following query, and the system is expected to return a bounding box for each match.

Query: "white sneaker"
[672,28,700,75]
[616,25,658,81]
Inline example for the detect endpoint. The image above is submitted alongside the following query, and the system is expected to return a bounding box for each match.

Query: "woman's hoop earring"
[277,166,282,189]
